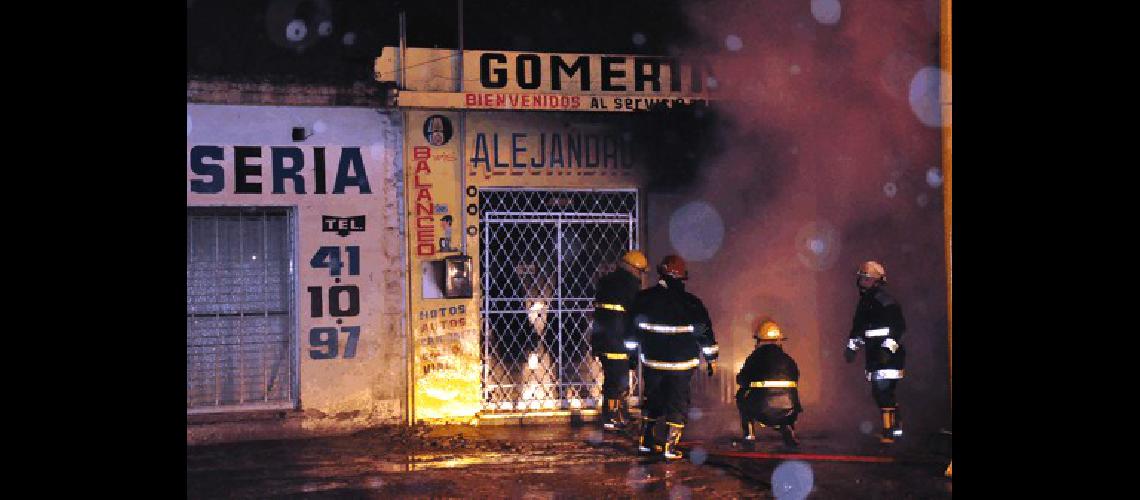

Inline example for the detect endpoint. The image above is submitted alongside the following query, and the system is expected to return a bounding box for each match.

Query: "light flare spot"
[688,407,704,421]
[725,34,743,52]
[796,221,840,271]
[285,19,308,42]
[808,238,825,255]
[926,167,943,188]
[811,0,842,26]
[668,200,725,262]
[883,182,898,198]
[690,447,708,466]
[772,460,814,499]
[909,66,950,128]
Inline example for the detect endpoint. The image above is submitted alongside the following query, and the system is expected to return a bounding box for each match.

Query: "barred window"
[187,207,296,412]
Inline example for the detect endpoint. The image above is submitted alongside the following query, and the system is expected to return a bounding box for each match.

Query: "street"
[188,412,951,498]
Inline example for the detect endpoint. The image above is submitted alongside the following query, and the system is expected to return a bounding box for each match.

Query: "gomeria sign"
[376,48,717,112]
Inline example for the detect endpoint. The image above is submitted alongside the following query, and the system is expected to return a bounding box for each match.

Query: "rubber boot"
[616,397,632,429]
[779,424,800,448]
[889,407,903,440]
[742,419,756,441]
[663,422,684,460]
[602,399,620,431]
[880,407,901,443]
[734,419,757,450]
[638,418,658,453]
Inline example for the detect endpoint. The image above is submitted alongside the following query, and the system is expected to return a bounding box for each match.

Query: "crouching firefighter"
[591,250,647,431]
[627,255,719,460]
[844,260,907,444]
[735,318,803,448]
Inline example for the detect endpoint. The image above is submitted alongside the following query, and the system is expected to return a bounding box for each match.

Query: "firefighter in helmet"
[591,249,647,431]
[845,260,907,443]
[735,318,803,449]
[626,255,719,460]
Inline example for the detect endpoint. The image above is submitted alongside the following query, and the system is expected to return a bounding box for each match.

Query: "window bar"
[238,214,245,404]
[263,211,269,402]
[188,218,194,408]
[214,216,221,407]
[289,209,297,403]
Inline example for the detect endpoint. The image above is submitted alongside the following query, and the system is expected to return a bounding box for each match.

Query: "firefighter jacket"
[591,267,641,359]
[626,278,718,371]
[848,286,907,381]
[736,343,803,412]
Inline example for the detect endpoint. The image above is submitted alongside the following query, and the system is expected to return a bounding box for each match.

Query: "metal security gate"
[187,207,297,413]
[480,189,638,412]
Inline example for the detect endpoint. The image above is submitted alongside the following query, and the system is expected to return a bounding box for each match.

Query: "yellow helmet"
[856,261,887,282]
[621,250,648,272]
[754,318,785,342]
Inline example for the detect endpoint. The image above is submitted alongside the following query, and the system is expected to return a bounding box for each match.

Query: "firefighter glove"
[881,338,900,354]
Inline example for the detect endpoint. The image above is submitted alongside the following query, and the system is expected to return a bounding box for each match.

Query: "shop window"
[187,207,296,412]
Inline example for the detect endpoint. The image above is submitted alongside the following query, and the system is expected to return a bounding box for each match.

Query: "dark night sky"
[187,0,696,83]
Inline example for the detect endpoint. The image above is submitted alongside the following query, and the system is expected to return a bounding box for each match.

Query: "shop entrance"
[480,189,639,412]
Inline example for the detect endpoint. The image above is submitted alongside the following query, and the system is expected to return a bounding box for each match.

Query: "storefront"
[185,47,715,431]
[186,104,408,432]
[377,47,715,424]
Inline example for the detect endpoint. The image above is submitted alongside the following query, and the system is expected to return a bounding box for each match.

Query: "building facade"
[186,47,716,439]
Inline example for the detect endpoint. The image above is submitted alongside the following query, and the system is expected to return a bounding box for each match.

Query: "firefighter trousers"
[871,379,898,408]
[736,388,798,427]
[600,356,631,399]
[642,367,693,425]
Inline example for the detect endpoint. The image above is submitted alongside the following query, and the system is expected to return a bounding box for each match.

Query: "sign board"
[376,47,718,111]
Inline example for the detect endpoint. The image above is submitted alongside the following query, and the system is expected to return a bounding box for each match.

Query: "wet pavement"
[187,418,952,498]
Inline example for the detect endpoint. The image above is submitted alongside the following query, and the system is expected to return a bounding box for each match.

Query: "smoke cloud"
[648,0,949,438]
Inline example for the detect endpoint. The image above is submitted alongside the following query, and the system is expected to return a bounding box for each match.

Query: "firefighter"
[627,255,718,460]
[735,318,803,449]
[844,260,907,444]
[591,249,647,431]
